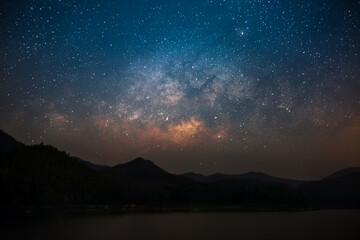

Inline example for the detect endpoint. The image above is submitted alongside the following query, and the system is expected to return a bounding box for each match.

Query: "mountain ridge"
[182,171,304,187]
[1,129,359,209]
[323,167,360,180]
[0,130,24,153]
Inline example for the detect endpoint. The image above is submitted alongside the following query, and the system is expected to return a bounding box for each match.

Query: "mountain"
[0,144,122,205]
[182,171,304,187]
[0,130,24,153]
[323,167,360,180]
[299,168,360,208]
[101,157,193,205]
[107,157,170,179]
[74,157,111,171]
[181,172,208,182]
[0,130,359,210]
[103,157,192,184]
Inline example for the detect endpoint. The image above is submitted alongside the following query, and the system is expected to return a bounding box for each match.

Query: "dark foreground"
[1,130,360,212]
[2,210,360,240]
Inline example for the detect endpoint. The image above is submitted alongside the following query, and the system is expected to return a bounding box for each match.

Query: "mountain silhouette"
[101,157,192,205]
[0,130,359,210]
[0,130,24,153]
[182,171,304,187]
[102,157,190,184]
[75,157,111,171]
[299,168,360,208]
[107,157,170,178]
[323,167,360,180]
[0,143,122,205]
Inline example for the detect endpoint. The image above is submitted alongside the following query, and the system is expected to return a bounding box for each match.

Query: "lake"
[2,210,360,240]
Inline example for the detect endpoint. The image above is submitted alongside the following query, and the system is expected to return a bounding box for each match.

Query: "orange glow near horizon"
[167,119,204,144]
[139,118,206,146]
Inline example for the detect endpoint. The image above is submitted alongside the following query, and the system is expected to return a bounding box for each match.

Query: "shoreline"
[0,204,333,217]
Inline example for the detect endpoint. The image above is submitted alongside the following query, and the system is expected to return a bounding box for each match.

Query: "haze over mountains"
[0,130,359,211]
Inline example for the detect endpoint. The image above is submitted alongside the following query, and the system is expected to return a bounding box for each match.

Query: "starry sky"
[1,0,360,179]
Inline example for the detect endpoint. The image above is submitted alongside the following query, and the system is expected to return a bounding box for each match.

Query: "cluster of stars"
[1,0,359,178]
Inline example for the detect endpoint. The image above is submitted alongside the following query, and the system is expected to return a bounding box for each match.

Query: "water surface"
[2,210,360,240]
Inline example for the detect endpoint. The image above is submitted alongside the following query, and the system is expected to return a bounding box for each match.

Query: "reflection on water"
[2,210,360,240]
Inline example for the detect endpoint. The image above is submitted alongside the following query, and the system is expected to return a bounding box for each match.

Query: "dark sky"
[1,0,359,180]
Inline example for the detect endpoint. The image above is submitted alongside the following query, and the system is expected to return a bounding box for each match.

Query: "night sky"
[1,0,359,179]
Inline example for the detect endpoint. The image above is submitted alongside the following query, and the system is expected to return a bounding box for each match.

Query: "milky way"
[1,0,359,179]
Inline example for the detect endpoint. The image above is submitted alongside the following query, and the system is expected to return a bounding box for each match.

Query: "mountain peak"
[107,157,178,182]
[126,157,157,167]
[131,157,148,163]
[111,157,166,175]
